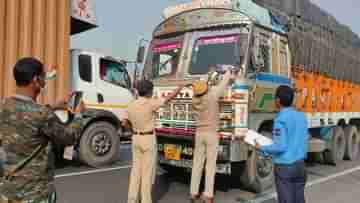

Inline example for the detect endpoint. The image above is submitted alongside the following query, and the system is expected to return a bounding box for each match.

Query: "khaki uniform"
[0,95,78,203]
[126,97,165,203]
[190,72,231,198]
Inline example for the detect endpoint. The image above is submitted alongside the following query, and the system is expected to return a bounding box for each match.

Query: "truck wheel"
[344,125,360,161]
[239,131,274,193]
[79,122,120,167]
[323,127,346,165]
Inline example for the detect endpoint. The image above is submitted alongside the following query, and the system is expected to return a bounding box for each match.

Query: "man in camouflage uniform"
[0,57,79,203]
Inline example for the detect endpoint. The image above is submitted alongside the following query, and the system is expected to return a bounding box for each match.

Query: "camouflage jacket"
[0,96,78,202]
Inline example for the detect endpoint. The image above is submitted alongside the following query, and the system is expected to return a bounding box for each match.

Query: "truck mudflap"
[159,155,232,175]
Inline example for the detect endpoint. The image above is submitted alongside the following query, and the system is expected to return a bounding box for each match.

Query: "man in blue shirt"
[256,85,309,203]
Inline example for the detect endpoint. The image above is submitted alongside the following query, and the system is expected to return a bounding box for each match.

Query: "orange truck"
[138,0,360,193]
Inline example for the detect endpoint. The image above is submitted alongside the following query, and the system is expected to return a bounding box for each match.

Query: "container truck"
[139,0,360,192]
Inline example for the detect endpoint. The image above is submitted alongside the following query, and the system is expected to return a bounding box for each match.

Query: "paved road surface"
[54,145,360,203]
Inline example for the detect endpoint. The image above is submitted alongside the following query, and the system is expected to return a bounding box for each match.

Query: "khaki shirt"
[193,72,231,131]
[126,97,165,132]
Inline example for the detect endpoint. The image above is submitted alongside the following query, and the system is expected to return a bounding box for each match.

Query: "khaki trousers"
[190,130,219,198]
[127,134,157,203]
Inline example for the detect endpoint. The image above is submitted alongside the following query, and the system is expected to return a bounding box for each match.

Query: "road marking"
[55,165,132,178]
[307,165,360,187]
[240,165,360,203]
[55,162,360,202]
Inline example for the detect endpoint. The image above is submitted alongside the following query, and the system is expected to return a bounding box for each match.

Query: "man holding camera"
[0,57,80,203]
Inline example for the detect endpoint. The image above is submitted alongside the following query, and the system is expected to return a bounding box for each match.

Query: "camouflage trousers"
[0,192,56,203]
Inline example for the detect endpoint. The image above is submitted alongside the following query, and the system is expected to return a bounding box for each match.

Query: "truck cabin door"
[94,57,133,119]
[72,52,99,105]
[247,27,291,112]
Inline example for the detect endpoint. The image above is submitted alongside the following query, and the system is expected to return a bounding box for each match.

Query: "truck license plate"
[164,144,181,161]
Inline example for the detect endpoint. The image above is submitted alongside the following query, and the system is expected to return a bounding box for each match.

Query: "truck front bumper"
[159,155,232,175]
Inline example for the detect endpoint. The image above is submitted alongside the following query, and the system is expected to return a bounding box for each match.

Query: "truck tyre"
[239,131,274,193]
[344,125,360,161]
[323,127,346,165]
[79,122,120,167]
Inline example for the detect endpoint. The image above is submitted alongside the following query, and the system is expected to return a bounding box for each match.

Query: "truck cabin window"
[279,40,289,76]
[248,35,271,74]
[189,34,243,75]
[79,54,92,82]
[151,41,182,79]
[100,59,131,89]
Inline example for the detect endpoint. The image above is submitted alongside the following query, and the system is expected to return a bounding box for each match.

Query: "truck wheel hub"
[91,133,112,155]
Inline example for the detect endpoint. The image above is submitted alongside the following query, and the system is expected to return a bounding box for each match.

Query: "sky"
[71,0,360,61]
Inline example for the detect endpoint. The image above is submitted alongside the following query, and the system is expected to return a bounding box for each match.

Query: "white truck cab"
[65,49,135,167]
[71,49,134,119]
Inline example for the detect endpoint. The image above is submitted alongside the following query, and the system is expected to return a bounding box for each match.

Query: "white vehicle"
[71,49,134,119]
[59,49,135,167]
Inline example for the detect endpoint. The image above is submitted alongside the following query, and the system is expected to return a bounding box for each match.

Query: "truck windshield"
[100,59,131,89]
[144,39,182,79]
[149,41,182,79]
[189,34,246,75]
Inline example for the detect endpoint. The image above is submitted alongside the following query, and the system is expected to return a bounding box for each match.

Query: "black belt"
[274,160,305,167]
[134,130,153,135]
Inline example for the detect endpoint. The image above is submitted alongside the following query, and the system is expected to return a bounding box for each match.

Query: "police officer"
[126,80,185,203]
[256,85,309,203]
[0,57,79,203]
[190,69,235,203]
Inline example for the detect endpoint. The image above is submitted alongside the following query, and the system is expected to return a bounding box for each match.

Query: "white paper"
[54,110,69,124]
[159,55,173,76]
[63,146,74,160]
[244,130,273,146]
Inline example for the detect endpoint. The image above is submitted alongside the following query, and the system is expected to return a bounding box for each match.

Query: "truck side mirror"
[136,46,145,64]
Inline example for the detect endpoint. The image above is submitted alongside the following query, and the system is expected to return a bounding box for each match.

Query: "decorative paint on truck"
[143,0,360,193]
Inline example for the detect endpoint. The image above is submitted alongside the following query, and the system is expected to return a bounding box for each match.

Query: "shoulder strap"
[5,143,47,180]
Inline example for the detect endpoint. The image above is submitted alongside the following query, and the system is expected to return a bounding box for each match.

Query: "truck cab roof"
[70,49,128,64]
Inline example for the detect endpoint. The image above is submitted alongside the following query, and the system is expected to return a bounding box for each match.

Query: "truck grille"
[220,103,233,113]
[156,100,234,131]
[156,101,195,130]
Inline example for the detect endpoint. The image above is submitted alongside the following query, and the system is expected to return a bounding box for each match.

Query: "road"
[54,144,360,203]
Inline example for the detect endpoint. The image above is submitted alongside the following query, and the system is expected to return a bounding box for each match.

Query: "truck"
[63,49,135,167]
[139,0,360,193]
[0,0,135,167]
